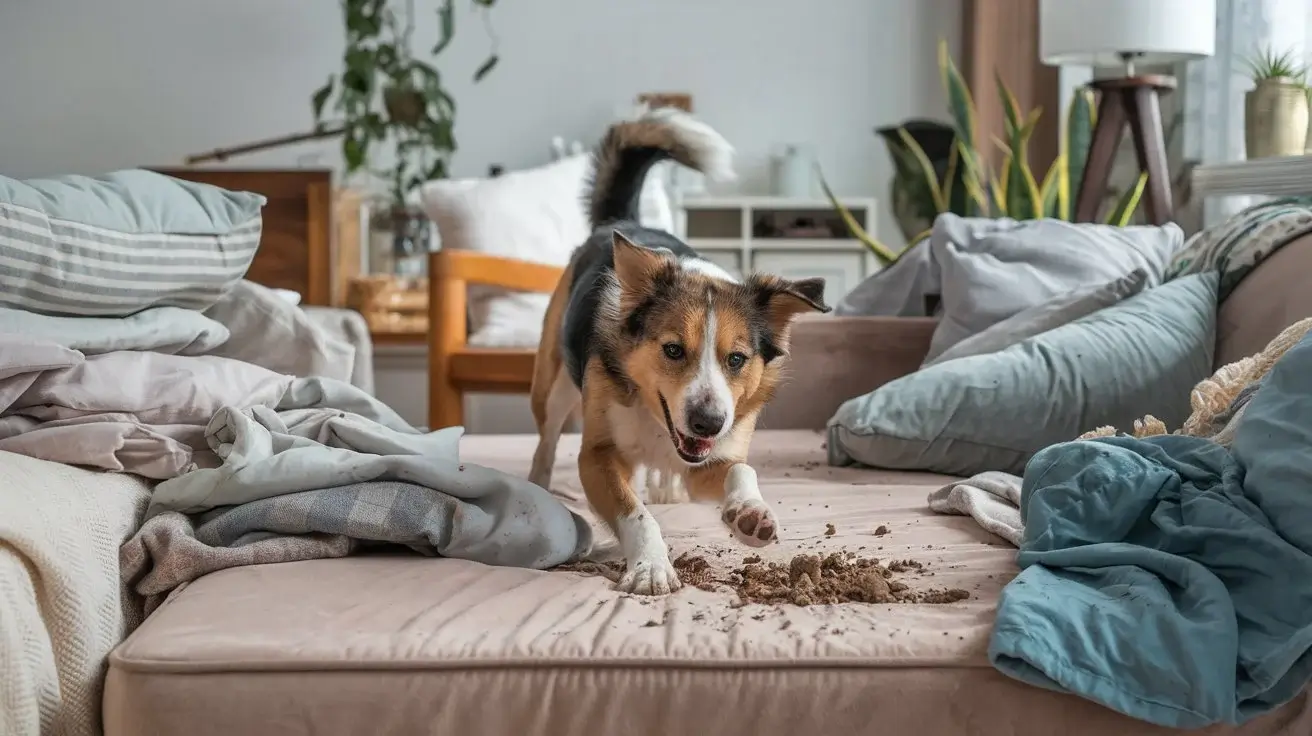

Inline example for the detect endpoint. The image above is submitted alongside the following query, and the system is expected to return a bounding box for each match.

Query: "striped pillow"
[0,170,265,316]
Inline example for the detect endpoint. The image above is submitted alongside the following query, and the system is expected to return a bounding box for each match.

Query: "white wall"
[0,0,961,434]
[0,0,960,250]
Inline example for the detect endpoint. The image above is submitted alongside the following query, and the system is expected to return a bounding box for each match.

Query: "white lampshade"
[1040,0,1216,67]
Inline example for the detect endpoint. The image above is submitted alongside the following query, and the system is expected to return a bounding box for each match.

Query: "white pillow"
[418,154,673,348]
[419,155,591,347]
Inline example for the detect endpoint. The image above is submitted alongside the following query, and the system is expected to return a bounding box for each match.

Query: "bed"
[103,431,1312,735]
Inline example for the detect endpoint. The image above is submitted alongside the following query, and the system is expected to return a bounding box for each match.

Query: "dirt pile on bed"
[555,551,969,607]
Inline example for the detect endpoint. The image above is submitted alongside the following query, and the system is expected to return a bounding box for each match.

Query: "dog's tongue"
[680,435,714,457]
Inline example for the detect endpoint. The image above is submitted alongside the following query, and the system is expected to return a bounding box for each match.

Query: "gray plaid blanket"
[121,403,591,613]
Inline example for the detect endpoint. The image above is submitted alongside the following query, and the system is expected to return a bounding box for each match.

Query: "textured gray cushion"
[0,170,265,317]
[924,268,1149,367]
[827,272,1219,476]
[925,215,1184,363]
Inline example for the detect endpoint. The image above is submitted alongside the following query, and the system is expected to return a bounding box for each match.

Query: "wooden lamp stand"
[1074,74,1176,225]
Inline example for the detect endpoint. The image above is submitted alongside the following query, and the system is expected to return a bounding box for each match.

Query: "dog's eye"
[662,343,685,360]
[726,352,748,370]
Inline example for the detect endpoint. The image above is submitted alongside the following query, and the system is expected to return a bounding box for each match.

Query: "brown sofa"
[102,236,1312,735]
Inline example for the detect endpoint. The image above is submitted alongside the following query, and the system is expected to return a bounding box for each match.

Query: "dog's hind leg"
[529,368,580,489]
[530,263,577,490]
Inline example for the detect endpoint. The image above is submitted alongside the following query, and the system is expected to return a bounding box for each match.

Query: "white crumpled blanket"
[0,451,150,736]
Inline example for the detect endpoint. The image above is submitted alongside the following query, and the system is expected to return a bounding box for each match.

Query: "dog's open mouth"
[659,393,714,464]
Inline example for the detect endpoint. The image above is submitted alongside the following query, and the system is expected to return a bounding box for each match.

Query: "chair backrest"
[426,250,565,430]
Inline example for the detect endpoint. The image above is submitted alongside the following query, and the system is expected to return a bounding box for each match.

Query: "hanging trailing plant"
[310,0,501,205]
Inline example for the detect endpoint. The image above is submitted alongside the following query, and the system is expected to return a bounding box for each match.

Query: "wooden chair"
[427,250,565,431]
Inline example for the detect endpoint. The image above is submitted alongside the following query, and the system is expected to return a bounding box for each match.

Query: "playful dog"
[529,108,830,595]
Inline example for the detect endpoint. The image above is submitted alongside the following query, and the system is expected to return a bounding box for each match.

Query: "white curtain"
[1182,0,1312,226]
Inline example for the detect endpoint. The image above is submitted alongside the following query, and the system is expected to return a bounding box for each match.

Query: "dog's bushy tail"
[587,106,735,228]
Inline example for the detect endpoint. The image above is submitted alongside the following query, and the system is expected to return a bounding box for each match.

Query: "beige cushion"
[105,432,1309,736]
[1217,233,1312,367]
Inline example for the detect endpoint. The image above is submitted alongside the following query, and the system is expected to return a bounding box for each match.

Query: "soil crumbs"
[555,551,969,607]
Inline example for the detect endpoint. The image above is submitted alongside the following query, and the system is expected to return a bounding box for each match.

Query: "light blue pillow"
[828,272,1219,476]
[0,170,266,317]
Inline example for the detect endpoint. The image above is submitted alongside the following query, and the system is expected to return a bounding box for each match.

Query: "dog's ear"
[751,275,831,349]
[611,230,669,296]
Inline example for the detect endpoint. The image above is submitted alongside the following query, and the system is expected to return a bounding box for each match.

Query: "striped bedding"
[0,170,264,317]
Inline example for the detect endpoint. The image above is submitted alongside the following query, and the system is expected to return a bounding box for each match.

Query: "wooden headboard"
[152,168,334,306]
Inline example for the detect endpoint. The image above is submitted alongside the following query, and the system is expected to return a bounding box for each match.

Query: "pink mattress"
[105,431,1311,735]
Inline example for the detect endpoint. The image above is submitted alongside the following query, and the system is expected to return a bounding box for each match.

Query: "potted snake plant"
[820,40,1148,266]
[1241,46,1309,160]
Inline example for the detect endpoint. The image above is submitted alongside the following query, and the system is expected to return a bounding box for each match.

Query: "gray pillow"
[925,215,1184,363]
[827,272,1218,476]
[0,170,265,317]
[924,268,1149,367]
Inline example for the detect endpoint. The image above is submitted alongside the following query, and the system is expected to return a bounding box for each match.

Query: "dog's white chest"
[606,402,682,475]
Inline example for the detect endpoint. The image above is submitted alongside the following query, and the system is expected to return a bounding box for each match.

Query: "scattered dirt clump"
[553,549,969,608]
[913,588,971,604]
[672,552,721,591]
[873,525,889,537]
[735,552,907,606]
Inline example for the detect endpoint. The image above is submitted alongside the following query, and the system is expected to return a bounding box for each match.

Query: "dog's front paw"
[722,501,779,547]
[616,555,682,596]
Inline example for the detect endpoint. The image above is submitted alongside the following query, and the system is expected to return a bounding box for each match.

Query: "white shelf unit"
[672,195,879,308]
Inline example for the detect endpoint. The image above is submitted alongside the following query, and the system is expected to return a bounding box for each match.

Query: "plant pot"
[1305,89,1312,154]
[876,120,959,243]
[1245,78,1309,159]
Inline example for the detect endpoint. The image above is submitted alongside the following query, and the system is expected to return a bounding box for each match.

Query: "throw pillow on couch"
[828,272,1219,476]
[833,214,1185,362]
[0,170,265,317]
[925,215,1185,363]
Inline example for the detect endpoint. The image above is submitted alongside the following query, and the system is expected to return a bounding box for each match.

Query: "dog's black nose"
[688,407,725,438]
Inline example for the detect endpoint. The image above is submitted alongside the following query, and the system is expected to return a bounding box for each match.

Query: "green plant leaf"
[941,142,961,214]
[939,40,976,150]
[342,131,366,173]
[816,164,901,265]
[473,55,500,82]
[1065,87,1095,220]
[938,39,990,213]
[895,127,948,213]
[433,0,455,55]
[955,139,990,216]
[1006,118,1043,220]
[311,76,334,124]
[1105,172,1148,226]
[995,71,1023,138]
[990,160,1010,217]
[1040,153,1067,219]
[1045,158,1065,219]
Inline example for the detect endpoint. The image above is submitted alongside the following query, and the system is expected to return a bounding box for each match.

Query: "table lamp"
[1039,0,1216,224]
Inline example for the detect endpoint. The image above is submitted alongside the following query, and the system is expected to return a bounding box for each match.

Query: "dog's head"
[610,231,829,465]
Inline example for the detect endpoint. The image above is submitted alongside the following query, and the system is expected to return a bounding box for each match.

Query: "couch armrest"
[759,316,937,430]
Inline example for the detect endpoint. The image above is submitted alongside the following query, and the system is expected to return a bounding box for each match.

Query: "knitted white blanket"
[0,451,149,736]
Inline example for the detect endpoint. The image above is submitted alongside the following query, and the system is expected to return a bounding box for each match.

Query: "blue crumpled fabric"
[988,331,1312,729]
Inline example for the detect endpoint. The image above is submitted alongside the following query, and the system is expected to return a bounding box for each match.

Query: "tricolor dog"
[529,108,830,595]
